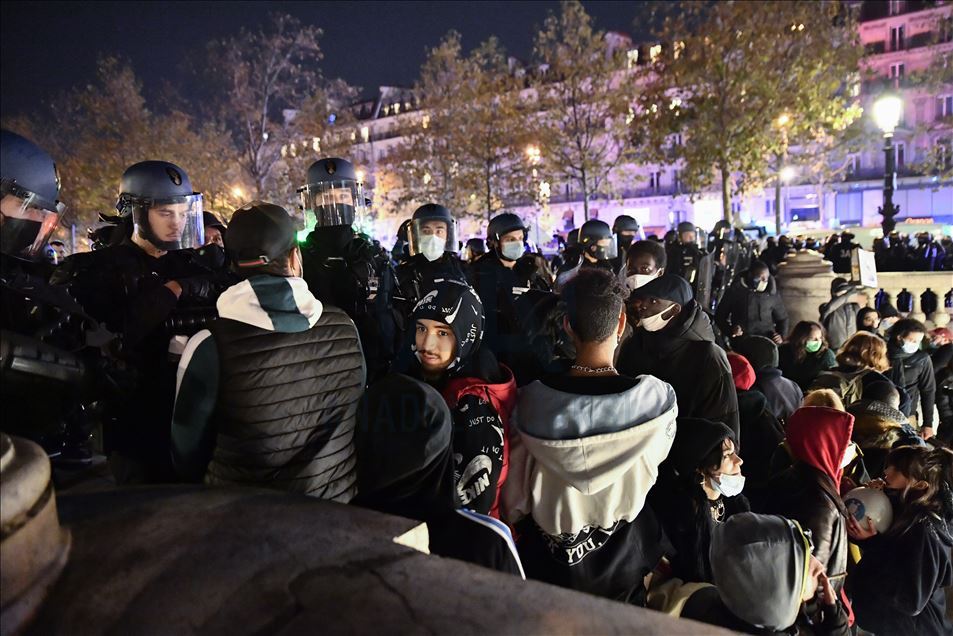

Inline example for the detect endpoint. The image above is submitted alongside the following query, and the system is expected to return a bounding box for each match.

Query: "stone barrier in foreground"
[29,486,730,635]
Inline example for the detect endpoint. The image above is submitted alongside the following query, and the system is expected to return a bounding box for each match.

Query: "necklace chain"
[570,364,617,374]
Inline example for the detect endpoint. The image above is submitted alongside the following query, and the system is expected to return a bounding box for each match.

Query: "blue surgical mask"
[500,241,524,261]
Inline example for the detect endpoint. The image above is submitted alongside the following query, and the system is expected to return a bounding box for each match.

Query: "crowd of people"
[2,129,953,635]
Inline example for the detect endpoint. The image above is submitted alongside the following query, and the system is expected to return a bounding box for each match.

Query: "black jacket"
[753,367,804,423]
[850,515,953,636]
[937,365,953,444]
[736,390,785,509]
[764,463,848,594]
[887,345,937,428]
[618,300,740,437]
[681,586,850,635]
[777,344,837,392]
[715,274,789,339]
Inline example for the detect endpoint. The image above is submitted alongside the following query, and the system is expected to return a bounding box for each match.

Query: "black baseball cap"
[226,201,295,268]
[630,274,694,306]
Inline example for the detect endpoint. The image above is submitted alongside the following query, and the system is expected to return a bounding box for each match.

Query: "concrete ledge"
[30,486,731,635]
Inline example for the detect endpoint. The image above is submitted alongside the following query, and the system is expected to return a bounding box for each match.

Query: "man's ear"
[563,315,574,339]
[617,305,626,337]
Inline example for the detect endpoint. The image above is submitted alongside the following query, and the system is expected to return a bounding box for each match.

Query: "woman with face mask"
[847,446,953,636]
[886,319,937,440]
[778,321,838,391]
[648,418,749,584]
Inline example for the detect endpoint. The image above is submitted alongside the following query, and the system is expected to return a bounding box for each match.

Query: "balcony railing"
[859,1,939,23]
[865,31,940,55]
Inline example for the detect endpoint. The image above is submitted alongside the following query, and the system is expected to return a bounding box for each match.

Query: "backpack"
[810,368,867,406]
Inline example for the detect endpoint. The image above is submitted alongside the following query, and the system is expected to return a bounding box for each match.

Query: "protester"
[619,274,739,437]
[938,356,953,445]
[649,418,749,584]
[764,407,853,601]
[624,239,666,291]
[170,202,364,500]
[202,211,226,248]
[856,307,881,334]
[886,319,936,438]
[802,389,845,411]
[810,331,895,406]
[819,278,865,350]
[677,512,850,635]
[778,321,837,391]
[732,335,803,423]
[395,278,516,518]
[715,260,789,343]
[847,446,953,635]
[847,380,922,479]
[353,373,523,576]
[726,353,784,508]
[502,268,678,602]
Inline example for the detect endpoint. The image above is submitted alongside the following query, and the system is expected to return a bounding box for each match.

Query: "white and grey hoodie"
[502,374,678,537]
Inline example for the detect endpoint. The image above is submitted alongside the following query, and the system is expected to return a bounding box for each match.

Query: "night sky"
[2,1,652,118]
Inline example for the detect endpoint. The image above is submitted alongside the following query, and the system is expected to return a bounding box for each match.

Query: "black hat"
[630,274,694,306]
[677,221,695,234]
[412,279,484,371]
[668,417,736,480]
[203,211,226,231]
[226,201,296,268]
[732,335,779,370]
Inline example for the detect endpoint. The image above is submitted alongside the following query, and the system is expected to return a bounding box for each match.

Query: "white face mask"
[901,339,922,354]
[641,305,675,332]
[500,241,524,261]
[840,443,858,469]
[418,234,446,262]
[754,279,768,293]
[710,473,745,498]
[627,273,658,291]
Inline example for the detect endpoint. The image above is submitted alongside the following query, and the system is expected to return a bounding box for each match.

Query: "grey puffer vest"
[205,306,364,502]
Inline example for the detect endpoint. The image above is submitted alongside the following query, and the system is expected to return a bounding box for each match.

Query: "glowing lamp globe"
[843,486,893,534]
[873,94,902,135]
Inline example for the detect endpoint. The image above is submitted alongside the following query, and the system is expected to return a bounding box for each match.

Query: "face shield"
[0,179,64,260]
[124,194,204,251]
[408,217,458,262]
[298,179,366,229]
[584,234,618,262]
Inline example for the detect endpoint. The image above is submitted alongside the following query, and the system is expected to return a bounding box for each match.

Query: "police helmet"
[1,130,66,260]
[408,203,458,260]
[298,157,366,229]
[117,160,204,251]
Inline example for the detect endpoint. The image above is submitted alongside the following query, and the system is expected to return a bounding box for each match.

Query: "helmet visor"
[298,180,366,228]
[0,182,64,259]
[408,217,458,257]
[132,194,204,251]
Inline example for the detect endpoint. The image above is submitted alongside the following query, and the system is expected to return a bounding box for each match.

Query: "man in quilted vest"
[171,201,365,502]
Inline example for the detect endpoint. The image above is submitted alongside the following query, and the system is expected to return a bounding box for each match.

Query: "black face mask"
[618,235,634,251]
[0,217,44,259]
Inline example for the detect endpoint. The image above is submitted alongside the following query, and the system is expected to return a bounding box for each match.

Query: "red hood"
[785,406,854,484]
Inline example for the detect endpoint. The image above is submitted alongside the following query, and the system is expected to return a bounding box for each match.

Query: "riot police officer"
[611,214,643,272]
[53,160,228,482]
[825,231,857,274]
[555,219,619,288]
[1,130,107,464]
[298,157,396,380]
[471,212,552,376]
[666,221,716,311]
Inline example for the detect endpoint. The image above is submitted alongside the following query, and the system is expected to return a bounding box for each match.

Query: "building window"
[649,44,662,63]
[847,154,860,175]
[626,49,639,68]
[914,99,926,125]
[937,95,953,121]
[888,0,903,16]
[895,142,906,169]
[649,172,661,191]
[937,138,952,170]
[674,170,681,190]
[889,25,905,51]
[890,62,905,88]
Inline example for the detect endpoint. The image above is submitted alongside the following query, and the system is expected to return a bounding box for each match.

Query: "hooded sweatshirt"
[618,300,740,438]
[171,275,365,501]
[401,280,517,518]
[766,407,853,605]
[352,373,523,577]
[502,374,678,600]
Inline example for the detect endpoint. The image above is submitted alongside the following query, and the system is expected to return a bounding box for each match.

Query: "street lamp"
[873,93,903,235]
[780,166,797,182]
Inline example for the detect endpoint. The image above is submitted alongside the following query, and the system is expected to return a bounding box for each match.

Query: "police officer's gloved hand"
[175,276,217,301]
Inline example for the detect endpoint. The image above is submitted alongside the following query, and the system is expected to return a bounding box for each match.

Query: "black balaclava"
[411,279,485,373]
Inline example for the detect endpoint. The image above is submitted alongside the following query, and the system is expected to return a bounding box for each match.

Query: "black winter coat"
[753,368,804,423]
[778,344,837,392]
[618,300,740,437]
[715,274,789,339]
[887,345,937,428]
[736,389,785,510]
